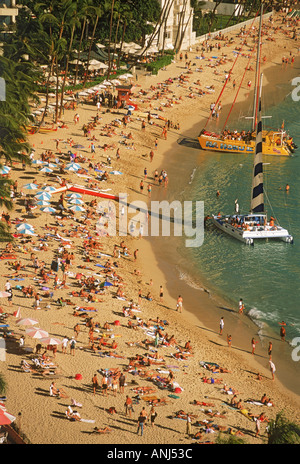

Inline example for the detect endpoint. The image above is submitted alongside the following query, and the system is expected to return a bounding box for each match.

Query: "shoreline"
[139,57,300,397]
[2,11,300,445]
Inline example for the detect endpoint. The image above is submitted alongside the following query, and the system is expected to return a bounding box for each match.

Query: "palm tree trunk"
[75,18,86,85]
[117,19,126,69]
[59,24,75,118]
[106,0,116,81]
[83,15,99,88]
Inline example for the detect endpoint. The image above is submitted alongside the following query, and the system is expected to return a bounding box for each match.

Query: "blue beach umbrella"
[67,198,84,205]
[39,166,53,173]
[68,205,85,212]
[15,223,35,235]
[35,192,52,200]
[41,185,56,192]
[40,206,56,213]
[100,281,113,287]
[66,193,82,199]
[36,200,51,206]
[23,183,39,190]
[0,166,11,175]
[65,163,81,172]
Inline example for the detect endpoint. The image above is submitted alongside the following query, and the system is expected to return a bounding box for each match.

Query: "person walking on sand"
[159,285,164,303]
[125,395,134,417]
[149,407,157,427]
[70,337,76,356]
[92,373,99,395]
[186,414,192,436]
[268,341,272,359]
[238,298,244,314]
[219,317,224,335]
[227,334,232,348]
[269,360,276,380]
[137,412,146,436]
[251,337,258,355]
[176,295,183,313]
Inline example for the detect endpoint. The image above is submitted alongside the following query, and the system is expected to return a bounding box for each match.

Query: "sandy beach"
[1,11,300,445]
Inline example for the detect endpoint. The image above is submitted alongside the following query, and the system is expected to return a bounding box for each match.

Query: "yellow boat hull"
[198,133,292,156]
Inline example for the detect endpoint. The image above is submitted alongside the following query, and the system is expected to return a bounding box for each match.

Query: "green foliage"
[215,432,247,444]
[146,52,175,75]
[0,373,7,396]
[267,411,300,444]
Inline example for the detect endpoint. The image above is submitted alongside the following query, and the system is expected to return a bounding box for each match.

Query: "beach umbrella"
[16,317,39,326]
[15,223,35,235]
[0,166,11,175]
[0,291,11,298]
[39,336,62,345]
[36,200,51,206]
[39,166,53,173]
[44,163,57,169]
[100,281,113,288]
[65,163,81,171]
[35,192,52,200]
[25,327,49,339]
[32,159,43,165]
[68,205,85,212]
[67,198,84,205]
[66,193,82,199]
[110,170,123,175]
[23,183,39,190]
[41,185,57,192]
[0,409,16,426]
[40,206,56,213]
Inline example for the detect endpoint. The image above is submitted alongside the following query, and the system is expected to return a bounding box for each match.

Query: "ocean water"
[179,87,300,343]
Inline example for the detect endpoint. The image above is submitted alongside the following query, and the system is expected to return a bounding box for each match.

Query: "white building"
[0,0,18,29]
[154,0,196,51]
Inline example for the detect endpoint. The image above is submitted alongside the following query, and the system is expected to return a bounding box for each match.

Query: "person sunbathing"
[66,405,81,421]
[202,376,223,384]
[92,426,112,434]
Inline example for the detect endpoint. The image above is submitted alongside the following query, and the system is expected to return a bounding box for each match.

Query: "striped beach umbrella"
[39,336,62,345]
[65,163,81,172]
[40,206,56,213]
[23,183,39,190]
[39,166,53,173]
[0,409,16,426]
[41,185,56,192]
[67,198,84,205]
[0,166,11,175]
[15,223,35,235]
[68,205,85,212]
[66,193,82,199]
[35,192,52,200]
[36,200,51,206]
[25,327,49,339]
[16,317,39,326]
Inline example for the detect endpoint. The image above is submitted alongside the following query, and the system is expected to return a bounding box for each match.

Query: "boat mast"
[251,72,264,213]
[252,0,264,132]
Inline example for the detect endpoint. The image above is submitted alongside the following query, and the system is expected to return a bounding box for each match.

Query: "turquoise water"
[180,92,300,342]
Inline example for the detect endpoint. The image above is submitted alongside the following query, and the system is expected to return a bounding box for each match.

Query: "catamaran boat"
[198,2,296,157]
[211,73,293,246]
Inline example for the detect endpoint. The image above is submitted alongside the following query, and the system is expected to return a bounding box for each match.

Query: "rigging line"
[203,10,260,129]
[222,47,256,131]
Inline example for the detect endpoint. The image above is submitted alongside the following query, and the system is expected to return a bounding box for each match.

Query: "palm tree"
[267,412,300,444]
[58,2,81,118]
[82,2,104,88]
[0,373,7,396]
